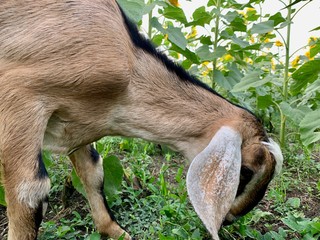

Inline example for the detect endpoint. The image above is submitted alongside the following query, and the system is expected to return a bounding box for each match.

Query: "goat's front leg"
[0,109,51,240]
[69,145,131,240]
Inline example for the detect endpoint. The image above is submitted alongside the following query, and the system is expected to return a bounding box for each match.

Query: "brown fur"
[0,1,278,239]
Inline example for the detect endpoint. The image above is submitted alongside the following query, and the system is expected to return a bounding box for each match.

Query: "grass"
[0,137,319,239]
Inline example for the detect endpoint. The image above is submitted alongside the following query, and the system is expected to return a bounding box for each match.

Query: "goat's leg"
[69,145,131,240]
[0,111,50,240]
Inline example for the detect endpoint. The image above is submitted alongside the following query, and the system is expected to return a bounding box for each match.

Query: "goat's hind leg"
[69,145,131,240]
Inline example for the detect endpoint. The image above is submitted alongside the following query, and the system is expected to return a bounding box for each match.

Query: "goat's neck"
[108,51,249,160]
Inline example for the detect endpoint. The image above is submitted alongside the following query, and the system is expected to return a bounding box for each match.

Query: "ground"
[0,139,319,239]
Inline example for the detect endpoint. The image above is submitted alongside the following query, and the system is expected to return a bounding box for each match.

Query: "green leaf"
[196,44,212,61]
[170,44,200,64]
[166,25,187,50]
[200,36,213,45]
[282,215,306,232]
[310,43,320,58]
[226,63,243,86]
[279,102,310,126]
[269,12,286,27]
[71,169,86,197]
[163,4,187,24]
[257,95,273,109]
[242,43,262,50]
[230,16,247,32]
[291,60,320,95]
[172,227,188,238]
[212,46,228,59]
[187,6,211,27]
[299,109,320,146]
[0,185,6,206]
[117,0,145,23]
[214,70,230,90]
[246,8,259,21]
[310,26,320,32]
[150,17,165,33]
[103,155,124,203]
[286,197,301,208]
[151,17,187,50]
[232,72,271,92]
[152,34,164,46]
[251,20,274,34]
[223,11,238,23]
[230,36,250,48]
[88,232,101,240]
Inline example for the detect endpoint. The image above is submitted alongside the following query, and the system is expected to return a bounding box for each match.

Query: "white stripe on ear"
[187,126,242,240]
[263,138,283,176]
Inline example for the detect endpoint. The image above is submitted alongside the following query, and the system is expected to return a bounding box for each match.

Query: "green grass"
[36,137,320,240]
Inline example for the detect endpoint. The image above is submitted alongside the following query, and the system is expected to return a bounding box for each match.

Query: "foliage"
[118,0,320,149]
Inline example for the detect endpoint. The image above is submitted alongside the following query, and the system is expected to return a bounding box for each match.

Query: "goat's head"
[186,126,283,239]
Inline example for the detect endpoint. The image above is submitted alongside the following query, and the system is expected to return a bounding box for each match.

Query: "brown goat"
[0,0,283,239]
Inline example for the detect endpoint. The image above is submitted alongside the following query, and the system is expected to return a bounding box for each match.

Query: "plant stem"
[280,0,292,148]
[148,0,153,39]
[212,0,221,89]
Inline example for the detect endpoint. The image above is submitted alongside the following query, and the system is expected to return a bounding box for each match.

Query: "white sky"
[179,0,320,57]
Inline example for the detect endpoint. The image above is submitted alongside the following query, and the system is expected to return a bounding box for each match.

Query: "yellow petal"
[168,0,180,7]
[275,40,284,47]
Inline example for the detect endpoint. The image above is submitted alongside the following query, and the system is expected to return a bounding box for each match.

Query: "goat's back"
[0,0,131,95]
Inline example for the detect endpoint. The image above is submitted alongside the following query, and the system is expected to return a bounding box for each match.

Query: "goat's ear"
[187,126,242,239]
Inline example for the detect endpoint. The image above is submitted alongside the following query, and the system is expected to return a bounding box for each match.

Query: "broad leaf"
[279,102,310,126]
[187,6,212,27]
[212,46,227,59]
[223,11,238,23]
[166,25,187,50]
[291,60,320,95]
[196,45,212,61]
[214,70,230,90]
[310,43,320,58]
[150,17,165,33]
[251,20,274,34]
[226,63,243,86]
[71,169,86,197]
[163,4,188,24]
[310,26,320,32]
[257,95,273,109]
[232,72,271,92]
[299,109,320,146]
[230,16,247,32]
[170,44,200,64]
[103,155,124,203]
[268,12,286,27]
[230,36,250,48]
[117,0,145,23]
[88,232,101,240]
[0,185,6,206]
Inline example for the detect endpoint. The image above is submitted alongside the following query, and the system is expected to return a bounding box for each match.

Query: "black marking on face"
[236,164,275,217]
[236,166,254,197]
[89,145,100,164]
[239,182,270,217]
[36,151,49,179]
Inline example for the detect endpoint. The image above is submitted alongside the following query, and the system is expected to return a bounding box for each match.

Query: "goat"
[0,0,283,239]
